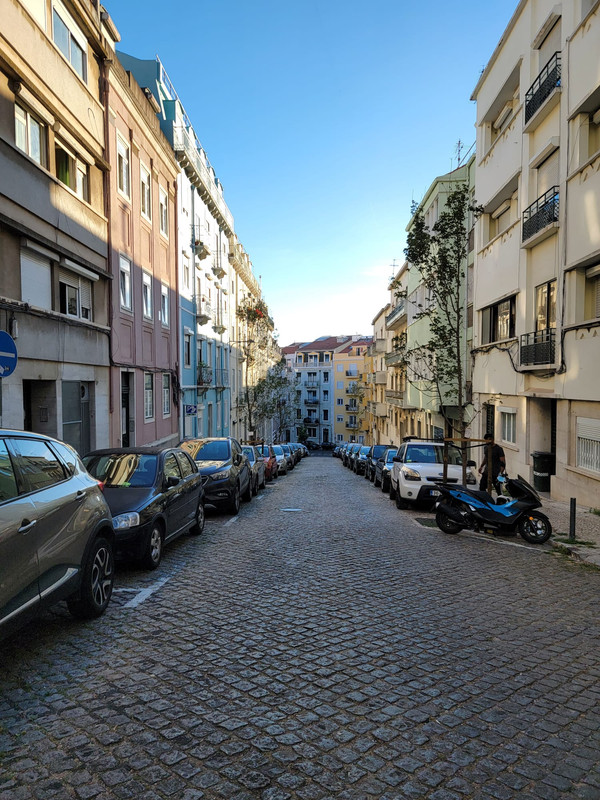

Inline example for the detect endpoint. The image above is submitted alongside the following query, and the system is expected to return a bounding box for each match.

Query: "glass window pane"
[15,106,27,152]
[12,438,65,492]
[29,117,43,165]
[0,440,19,502]
[53,9,70,59]
[70,35,84,78]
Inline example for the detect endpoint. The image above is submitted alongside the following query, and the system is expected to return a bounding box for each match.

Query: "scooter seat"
[455,488,501,504]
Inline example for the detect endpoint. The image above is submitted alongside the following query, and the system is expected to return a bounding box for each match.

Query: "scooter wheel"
[518,511,552,544]
[435,509,463,535]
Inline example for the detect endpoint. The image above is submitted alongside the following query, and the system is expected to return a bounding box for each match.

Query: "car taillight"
[97,480,105,492]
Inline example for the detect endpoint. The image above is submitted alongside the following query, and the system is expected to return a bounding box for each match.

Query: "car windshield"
[272,445,284,455]
[360,446,370,455]
[181,440,230,461]
[385,449,398,463]
[372,445,387,458]
[404,444,462,465]
[84,453,158,488]
[258,446,271,457]
[242,447,255,463]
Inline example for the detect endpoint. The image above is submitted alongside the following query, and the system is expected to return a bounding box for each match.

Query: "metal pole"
[569,497,576,542]
[487,441,493,494]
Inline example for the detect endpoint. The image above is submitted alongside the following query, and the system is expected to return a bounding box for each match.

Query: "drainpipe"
[101,55,114,446]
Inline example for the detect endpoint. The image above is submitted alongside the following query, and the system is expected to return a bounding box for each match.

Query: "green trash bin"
[531,451,555,492]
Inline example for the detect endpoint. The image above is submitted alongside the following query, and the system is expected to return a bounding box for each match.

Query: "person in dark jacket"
[478,432,506,493]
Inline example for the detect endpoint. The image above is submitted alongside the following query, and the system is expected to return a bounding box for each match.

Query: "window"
[337,415,344,423]
[117,136,130,198]
[577,417,600,472]
[162,374,171,416]
[59,268,91,320]
[500,409,516,444]
[336,381,343,390]
[21,249,51,309]
[15,105,47,167]
[52,4,86,80]
[144,373,154,420]
[0,440,19,502]
[159,187,168,236]
[323,371,329,382]
[119,256,132,310]
[584,265,600,320]
[337,398,344,405]
[184,334,192,368]
[323,391,329,400]
[161,285,169,327]
[323,410,329,421]
[337,364,343,372]
[140,164,151,221]
[481,296,516,344]
[536,280,557,330]
[489,201,511,239]
[11,437,66,492]
[142,272,153,320]
[55,140,88,201]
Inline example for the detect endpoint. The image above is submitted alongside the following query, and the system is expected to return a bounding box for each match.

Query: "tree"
[397,182,481,477]
[239,359,298,441]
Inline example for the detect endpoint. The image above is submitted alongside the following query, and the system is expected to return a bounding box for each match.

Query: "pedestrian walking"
[478,432,506,493]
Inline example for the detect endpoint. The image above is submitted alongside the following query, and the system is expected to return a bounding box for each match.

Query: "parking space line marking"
[224,516,240,527]
[123,577,171,608]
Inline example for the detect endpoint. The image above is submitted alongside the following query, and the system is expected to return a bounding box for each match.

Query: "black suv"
[0,430,114,640]
[180,437,251,514]
[365,445,388,481]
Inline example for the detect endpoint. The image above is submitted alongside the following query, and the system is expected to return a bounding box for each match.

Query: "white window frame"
[140,163,152,222]
[59,268,92,321]
[500,408,516,444]
[144,373,154,421]
[161,284,169,327]
[576,417,600,473]
[184,334,192,368]
[159,187,168,237]
[55,139,89,201]
[142,271,153,320]
[117,135,131,199]
[119,255,132,311]
[15,104,47,167]
[52,2,87,81]
[337,415,344,422]
[162,373,171,417]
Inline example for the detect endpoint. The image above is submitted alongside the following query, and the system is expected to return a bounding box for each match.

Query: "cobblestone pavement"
[1,454,600,800]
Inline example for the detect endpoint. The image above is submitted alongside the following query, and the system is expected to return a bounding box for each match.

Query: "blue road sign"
[185,404,198,415]
[0,331,17,377]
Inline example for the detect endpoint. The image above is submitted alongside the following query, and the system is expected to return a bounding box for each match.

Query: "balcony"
[191,225,210,260]
[212,323,226,335]
[522,187,559,245]
[385,389,404,407]
[194,295,212,325]
[304,417,319,425]
[345,404,358,412]
[385,299,406,329]
[525,52,561,125]
[374,371,387,385]
[213,368,230,388]
[304,397,319,405]
[520,329,556,367]
[385,350,403,366]
[212,264,226,280]
[197,365,213,388]
[345,370,359,378]
[305,381,319,388]
[346,421,359,430]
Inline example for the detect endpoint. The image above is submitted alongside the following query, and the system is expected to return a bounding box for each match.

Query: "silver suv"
[0,430,115,639]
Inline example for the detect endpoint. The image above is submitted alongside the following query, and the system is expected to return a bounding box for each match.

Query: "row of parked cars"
[0,428,308,641]
[335,439,478,509]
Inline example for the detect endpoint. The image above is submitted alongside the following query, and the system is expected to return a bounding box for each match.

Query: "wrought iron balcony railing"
[522,186,559,242]
[520,328,556,366]
[525,52,561,123]
[304,397,319,405]
[197,366,213,387]
[213,368,230,388]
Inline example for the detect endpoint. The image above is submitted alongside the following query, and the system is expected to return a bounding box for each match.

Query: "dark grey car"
[0,430,115,640]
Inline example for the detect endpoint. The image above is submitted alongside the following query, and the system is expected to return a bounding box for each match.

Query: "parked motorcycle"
[434,474,552,544]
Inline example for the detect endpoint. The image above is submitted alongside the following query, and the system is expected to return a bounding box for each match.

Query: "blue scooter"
[434,474,552,543]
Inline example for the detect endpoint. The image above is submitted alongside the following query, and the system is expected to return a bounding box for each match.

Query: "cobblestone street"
[1,454,600,800]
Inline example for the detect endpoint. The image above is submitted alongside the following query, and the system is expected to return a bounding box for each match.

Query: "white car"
[271,444,288,475]
[389,439,477,509]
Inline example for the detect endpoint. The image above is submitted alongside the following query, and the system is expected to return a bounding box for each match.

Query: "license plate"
[430,489,441,497]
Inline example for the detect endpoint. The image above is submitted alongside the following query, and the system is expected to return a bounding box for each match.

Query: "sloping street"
[1,455,599,800]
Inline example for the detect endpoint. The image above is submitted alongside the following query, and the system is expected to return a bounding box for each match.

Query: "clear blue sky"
[109,0,517,346]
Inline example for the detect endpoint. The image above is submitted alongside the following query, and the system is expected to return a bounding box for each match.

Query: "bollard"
[569,497,576,542]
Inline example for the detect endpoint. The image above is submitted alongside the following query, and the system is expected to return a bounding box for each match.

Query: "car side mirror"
[466,460,476,468]
[393,456,402,463]
[166,475,180,488]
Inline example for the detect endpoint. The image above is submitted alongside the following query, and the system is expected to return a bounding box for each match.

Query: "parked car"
[0,430,115,640]
[242,445,266,495]
[366,445,388,481]
[83,446,205,570]
[272,444,288,475]
[256,444,278,481]
[374,447,398,493]
[179,437,252,515]
[288,443,303,464]
[354,445,371,475]
[346,443,362,470]
[389,440,477,509]
[280,443,295,470]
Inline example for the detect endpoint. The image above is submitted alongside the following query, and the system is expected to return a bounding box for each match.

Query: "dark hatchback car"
[83,447,205,570]
[374,447,398,493]
[242,445,266,495]
[179,437,251,515]
[366,445,388,481]
[256,444,278,482]
[1,430,115,640]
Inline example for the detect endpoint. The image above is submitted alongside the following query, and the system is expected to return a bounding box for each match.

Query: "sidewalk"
[540,493,600,568]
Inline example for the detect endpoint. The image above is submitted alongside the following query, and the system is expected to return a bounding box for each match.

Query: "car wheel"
[395,493,409,510]
[382,478,389,493]
[243,477,253,502]
[389,482,396,500]
[189,502,205,536]
[374,474,381,488]
[252,476,259,496]
[228,483,241,514]
[67,536,114,619]
[260,473,266,490]
[142,522,164,570]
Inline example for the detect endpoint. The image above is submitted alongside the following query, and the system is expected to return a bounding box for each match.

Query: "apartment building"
[333,337,373,444]
[106,53,180,448]
[471,0,600,505]
[0,0,114,452]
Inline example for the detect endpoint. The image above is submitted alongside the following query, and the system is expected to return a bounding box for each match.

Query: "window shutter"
[539,21,561,68]
[577,417,600,442]
[537,150,559,196]
[21,250,51,309]
[595,277,600,319]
